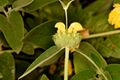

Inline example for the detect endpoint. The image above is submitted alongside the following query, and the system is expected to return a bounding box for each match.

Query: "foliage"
[0,0,120,80]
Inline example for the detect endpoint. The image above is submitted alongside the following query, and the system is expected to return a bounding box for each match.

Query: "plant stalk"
[83,30,120,39]
[64,47,69,80]
[65,9,68,28]
[3,9,8,17]
[59,0,74,29]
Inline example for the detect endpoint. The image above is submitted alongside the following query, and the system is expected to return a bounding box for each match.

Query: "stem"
[76,50,108,80]
[64,47,69,80]
[65,9,68,28]
[83,30,120,39]
[59,0,74,29]
[3,9,8,17]
[64,0,74,28]
[0,50,14,54]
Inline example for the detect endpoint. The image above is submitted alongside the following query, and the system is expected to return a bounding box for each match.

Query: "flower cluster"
[108,3,120,29]
[53,22,83,51]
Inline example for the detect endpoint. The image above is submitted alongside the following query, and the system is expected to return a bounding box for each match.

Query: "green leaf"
[73,52,94,74]
[92,35,120,58]
[74,42,107,74]
[0,0,8,6]
[0,52,15,80]
[84,0,104,14]
[22,42,35,55]
[0,11,24,53]
[19,46,63,79]
[24,0,57,11]
[101,71,112,80]
[8,0,15,3]
[40,74,49,80]
[71,69,96,80]
[8,11,24,53]
[85,13,113,33]
[106,64,120,80]
[24,21,56,49]
[12,0,34,10]
[83,0,112,15]
[74,42,112,80]
[40,2,64,20]
[0,0,8,11]
[114,0,120,3]
[0,32,8,48]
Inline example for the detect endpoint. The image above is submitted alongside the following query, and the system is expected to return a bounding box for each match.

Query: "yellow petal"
[68,22,83,33]
[108,8,119,24]
[70,48,75,52]
[114,14,120,28]
[115,21,120,28]
[108,4,120,28]
[113,3,120,8]
[55,22,66,33]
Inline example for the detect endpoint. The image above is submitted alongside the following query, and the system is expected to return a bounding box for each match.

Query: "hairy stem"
[83,30,120,39]
[59,0,74,28]
[65,9,68,28]
[3,9,8,17]
[64,47,69,80]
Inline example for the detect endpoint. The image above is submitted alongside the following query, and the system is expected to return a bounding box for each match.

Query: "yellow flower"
[53,22,83,51]
[55,22,66,33]
[55,22,83,33]
[108,3,120,28]
[113,3,120,7]
[68,22,83,33]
